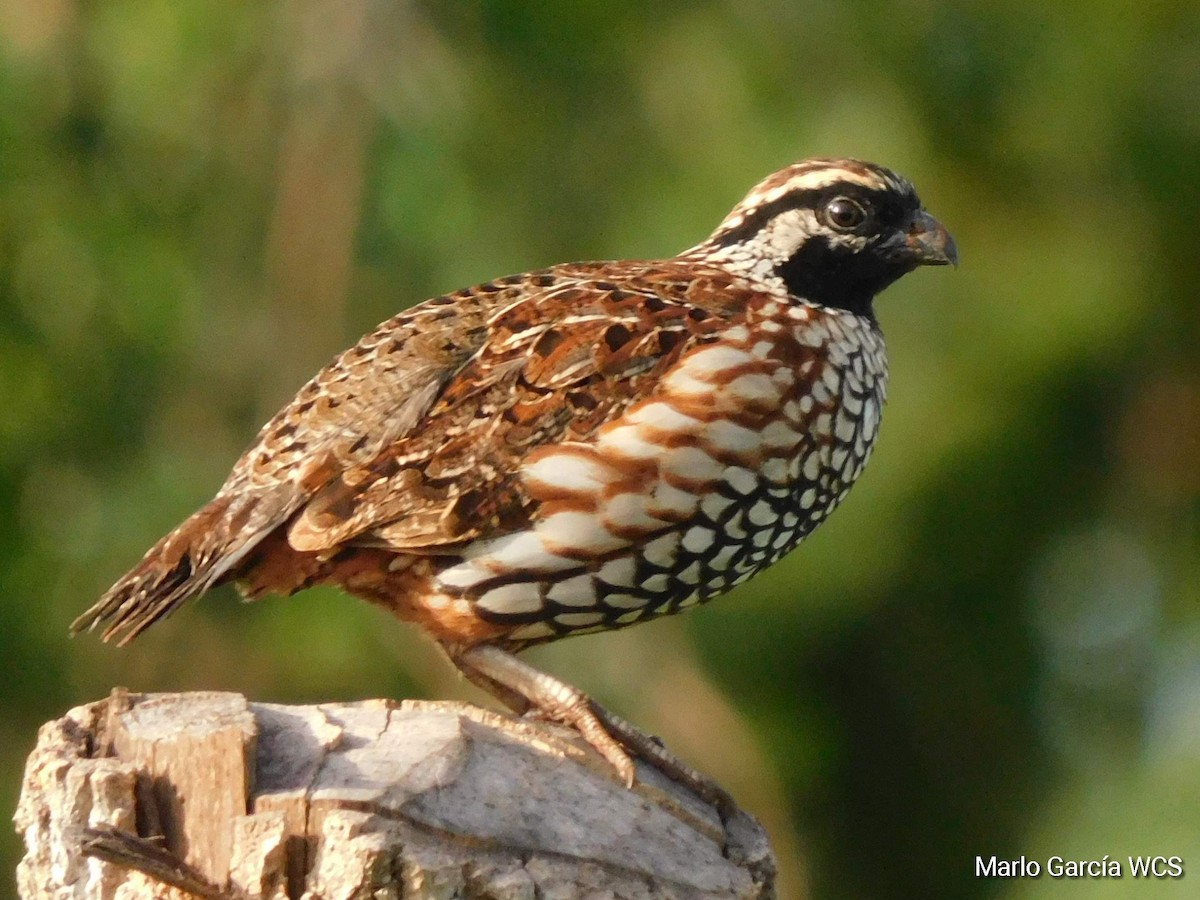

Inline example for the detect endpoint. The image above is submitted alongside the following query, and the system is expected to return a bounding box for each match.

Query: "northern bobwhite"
[75,158,956,811]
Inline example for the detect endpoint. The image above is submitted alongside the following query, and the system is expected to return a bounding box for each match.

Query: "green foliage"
[0,2,1196,897]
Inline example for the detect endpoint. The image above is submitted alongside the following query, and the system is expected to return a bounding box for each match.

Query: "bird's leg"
[449,652,532,716]
[452,644,737,820]
[451,644,636,786]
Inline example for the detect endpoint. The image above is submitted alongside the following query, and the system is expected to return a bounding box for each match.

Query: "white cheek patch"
[840,234,872,254]
[755,209,817,264]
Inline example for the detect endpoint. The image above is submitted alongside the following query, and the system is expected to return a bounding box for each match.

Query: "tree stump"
[15,691,776,898]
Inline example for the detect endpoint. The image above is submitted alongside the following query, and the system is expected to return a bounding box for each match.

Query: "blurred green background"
[1,2,1198,898]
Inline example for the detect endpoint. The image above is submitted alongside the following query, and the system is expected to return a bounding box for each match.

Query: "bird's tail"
[72,490,289,645]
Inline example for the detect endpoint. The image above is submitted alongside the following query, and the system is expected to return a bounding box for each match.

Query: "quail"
[75,158,957,810]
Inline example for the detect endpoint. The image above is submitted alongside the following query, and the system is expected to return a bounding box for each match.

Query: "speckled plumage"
[74,158,956,807]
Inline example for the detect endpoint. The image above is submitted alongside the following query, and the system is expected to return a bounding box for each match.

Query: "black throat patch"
[775,235,912,317]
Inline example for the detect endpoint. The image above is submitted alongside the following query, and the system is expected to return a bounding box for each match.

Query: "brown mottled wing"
[71,295,495,642]
[285,262,745,554]
[72,260,745,643]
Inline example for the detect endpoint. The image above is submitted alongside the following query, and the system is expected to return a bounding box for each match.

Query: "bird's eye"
[824,196,868,231]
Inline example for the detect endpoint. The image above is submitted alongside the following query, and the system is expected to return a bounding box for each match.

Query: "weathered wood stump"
[15,691,775,898]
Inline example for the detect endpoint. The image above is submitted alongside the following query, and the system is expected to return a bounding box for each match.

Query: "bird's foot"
[452,644,737,822]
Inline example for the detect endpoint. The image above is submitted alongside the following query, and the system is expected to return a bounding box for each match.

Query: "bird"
[74,157,956,812]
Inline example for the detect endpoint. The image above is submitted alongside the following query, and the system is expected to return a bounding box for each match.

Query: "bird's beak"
[906,209,958,267]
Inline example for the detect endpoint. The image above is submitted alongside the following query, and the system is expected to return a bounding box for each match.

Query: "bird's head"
[693,158,957,316]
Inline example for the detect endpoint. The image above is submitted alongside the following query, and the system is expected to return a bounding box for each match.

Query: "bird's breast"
[432,302,888,646]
